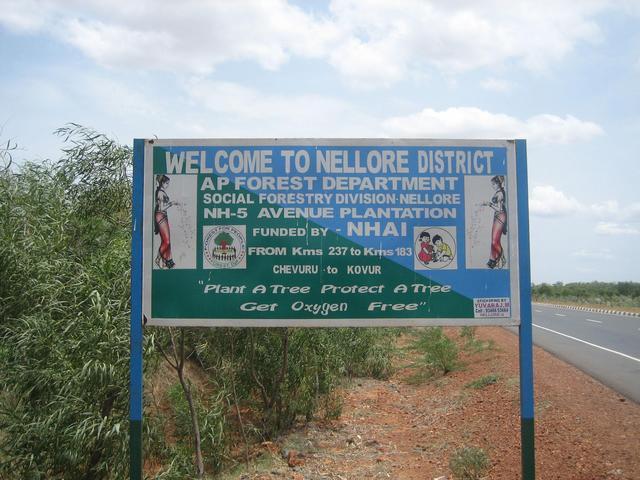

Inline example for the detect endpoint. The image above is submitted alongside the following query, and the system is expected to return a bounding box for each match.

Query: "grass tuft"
[465,374,500,389]
[449,446,490,480]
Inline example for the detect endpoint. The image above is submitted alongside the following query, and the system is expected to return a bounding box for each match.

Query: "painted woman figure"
[482,175,507,269]
[154,174,176,269]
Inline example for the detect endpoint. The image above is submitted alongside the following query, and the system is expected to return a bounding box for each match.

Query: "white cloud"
[381,107,603,144]
[0,0,54,32]
[620,202,640,221]
[183,79,377,137]
[530,186,640,221]
[79,75,162,119]
[0,0,621,87]
[525,114,604,144]
[328,37,407,88]
[588,200,640,221]
[63,19,175,70]
[183,81,609,146]
[572,248,615,260]
[595,222,640,235]
[327,0,609,86]
[530,185,582,216]
[587,200,619,218]
[1,0,341,74]
[530,185,640,236]
[617,0,640,16]
[481,78,512,93]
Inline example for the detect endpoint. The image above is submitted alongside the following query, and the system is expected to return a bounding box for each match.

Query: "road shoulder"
[234,327,640,479]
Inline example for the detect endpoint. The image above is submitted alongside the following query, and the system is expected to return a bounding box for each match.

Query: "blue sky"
[1,0,639,283]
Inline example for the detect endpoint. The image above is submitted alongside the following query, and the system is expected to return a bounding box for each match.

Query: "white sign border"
[141,138,521,327]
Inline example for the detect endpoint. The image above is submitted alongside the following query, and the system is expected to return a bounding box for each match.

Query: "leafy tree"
[214,232,233,249]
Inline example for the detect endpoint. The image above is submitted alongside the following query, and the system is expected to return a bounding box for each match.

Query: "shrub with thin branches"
[411,327,459,376]
[0,126,140,479]
[0,126,400,477]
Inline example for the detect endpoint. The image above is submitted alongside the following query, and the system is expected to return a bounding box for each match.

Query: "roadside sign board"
[131,138,535,480]
[142,139,522,327]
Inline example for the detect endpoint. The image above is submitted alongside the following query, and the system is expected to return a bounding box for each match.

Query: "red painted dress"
[418,241,434,263]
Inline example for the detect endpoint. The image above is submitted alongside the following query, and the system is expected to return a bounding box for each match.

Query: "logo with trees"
[203,225,246,269]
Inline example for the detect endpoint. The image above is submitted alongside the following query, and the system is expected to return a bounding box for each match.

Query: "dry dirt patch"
[235,327,640,479]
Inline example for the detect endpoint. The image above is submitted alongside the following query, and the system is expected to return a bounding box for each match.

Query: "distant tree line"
[532,281,640,307]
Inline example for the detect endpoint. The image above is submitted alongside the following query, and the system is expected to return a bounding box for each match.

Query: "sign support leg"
[519,316,535,479]
[130,139,145,480]
[516,139,535,479]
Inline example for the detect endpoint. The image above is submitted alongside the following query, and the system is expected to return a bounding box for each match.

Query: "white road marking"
[586,319,602,324]
[533,324,640,363]
[534,309,542,313]
[554,313,566,317]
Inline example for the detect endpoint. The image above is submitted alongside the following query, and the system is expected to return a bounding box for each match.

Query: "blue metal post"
[130,139,145,480]
[516,139,535,479]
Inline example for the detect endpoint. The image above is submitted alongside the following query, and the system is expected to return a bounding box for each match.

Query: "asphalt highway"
[512,304,640,403]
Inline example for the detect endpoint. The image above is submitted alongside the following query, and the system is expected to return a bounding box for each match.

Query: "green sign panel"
[142,139,522,327]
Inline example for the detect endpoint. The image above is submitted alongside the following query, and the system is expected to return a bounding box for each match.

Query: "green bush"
[152,446,200,480]
[412,327,459,376]
[0,126,139,479]
[459,326,494,353]
[449,446,490,480]
[0,126,401,477]
[164,383,227,473]
[321,389,344,420]
[460,326,477,340]
[186,327,397,437]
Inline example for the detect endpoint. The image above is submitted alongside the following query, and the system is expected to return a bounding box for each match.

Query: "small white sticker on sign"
[474,297,511,318]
